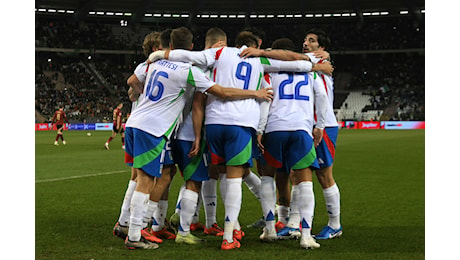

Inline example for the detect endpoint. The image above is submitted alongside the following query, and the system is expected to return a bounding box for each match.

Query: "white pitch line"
[36,170,128,183]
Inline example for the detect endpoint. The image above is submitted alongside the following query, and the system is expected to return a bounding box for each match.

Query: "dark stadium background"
[35,0,425,125]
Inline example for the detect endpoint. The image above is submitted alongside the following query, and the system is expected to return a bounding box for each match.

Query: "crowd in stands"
[35,15,425,123]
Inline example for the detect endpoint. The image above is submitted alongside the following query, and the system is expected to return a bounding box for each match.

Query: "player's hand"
[313,50,330,60]
[188,139,201,158]
[314,61,334,75]
[147,50,166,64]
[128,87,141,102]
[255,87,274,101]
[211,40,226,48]
[240,47,263,59]
[256,134,264,154]
[313,127,323,147]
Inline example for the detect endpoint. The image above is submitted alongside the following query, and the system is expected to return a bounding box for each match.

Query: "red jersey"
[52,109,68,125]
[113,108,122,128]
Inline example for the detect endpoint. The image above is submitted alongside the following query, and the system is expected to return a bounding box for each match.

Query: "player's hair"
[170,27,193,50]
[271,38,296,51]
[235,31,259,48]
[305,28,331,50]
[142,31,161,57]
[242,26,265,48]
[205,27,227,48]
[160,28,172,50]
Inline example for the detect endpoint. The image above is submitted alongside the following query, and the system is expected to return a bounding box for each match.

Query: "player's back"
[127,59,214,139]
[205,46,266,130]
[265,71,316,135]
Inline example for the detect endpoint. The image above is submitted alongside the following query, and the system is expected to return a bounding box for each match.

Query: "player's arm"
[148,48,217,68]
[312,72,328,147]
[127,74,143,102]
[240,47,310,61]
[189,92,207,158]
[206,84,273,101]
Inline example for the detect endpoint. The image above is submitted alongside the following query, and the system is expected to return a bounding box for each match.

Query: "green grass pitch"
[35,129,424,259]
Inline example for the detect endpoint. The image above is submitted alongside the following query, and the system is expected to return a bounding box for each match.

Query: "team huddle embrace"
[112,25,342,251]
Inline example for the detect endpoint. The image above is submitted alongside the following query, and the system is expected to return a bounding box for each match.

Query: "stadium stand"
[35,13,424,123]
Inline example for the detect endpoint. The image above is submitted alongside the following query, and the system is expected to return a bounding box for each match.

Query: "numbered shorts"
[171,139,209,182]
[262,130,319,173]
[205,124,254,168]
[315,126,338,168]
[124,127,173,178]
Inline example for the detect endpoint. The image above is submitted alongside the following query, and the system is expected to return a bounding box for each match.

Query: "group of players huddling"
[110,25,342,251]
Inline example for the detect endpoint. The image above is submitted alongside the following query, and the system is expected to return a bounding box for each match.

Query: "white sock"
[142,200,156,229]
[192,191,202,224]
[323,183,341,229]
[202,178,218,228]
[223,178,242,241]
[297,181,315,239]
[243,170,261,200]
[175,183,186,214]
[178,189,199,236]
[277,205,290,225]
[128,191,149,242]
[260,176,276,231]
[287,185,300,228]
[219,174,227,203]
[118,180,137,226]
[152,200,168,231]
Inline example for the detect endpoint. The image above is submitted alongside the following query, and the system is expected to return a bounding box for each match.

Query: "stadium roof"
[35,0,425,21]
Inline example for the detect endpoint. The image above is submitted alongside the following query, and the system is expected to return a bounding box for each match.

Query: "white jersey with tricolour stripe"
[126,59,215,139]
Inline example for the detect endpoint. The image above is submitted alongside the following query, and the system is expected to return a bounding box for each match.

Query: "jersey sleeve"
[187,66,216,93]
[133,62,148,83]
[261,58,313,73]
[169,48,217,68]
[311,72,328,129]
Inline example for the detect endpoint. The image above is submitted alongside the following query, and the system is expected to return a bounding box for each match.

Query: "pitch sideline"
[35,170,128,183]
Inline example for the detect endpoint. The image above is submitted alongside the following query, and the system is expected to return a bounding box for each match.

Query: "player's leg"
[150,165,176,240]
[202,165,224,235]
[176,180,206,244]
[105,130,116,150]
[314,126,342,239]
[275,171,290,231]
[113,167,137,240]
[258,161,278,241]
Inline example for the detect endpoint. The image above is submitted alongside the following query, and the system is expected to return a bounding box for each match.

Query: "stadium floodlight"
[163,13,171,17]
[341,13,350,16]
[96,11,104,15]
[421,9,425,13]
[305,14,314,17]
[294,14,302,18]
[267,14,274,18]
[153,13,161,17]
[172,14,180,17]
[181,14,189,17]
[48,9,56,13]
[333,13,341,17]
[363,12,371,16]
[258,14,266,18]
[250,14,257,18]
[219,14,228,18]
[144,13,153,17]
[58,10,65,13]
[124,13,132,16]
[237,14,245,18]
[89,11,96,15]
[210,14,218,18]
[351,13,356,16]
[38,8,46,12]
[371,12,380,15]
[400,10,409,14]
[66,10,74,14]
[229,14,237,18]
[323,13,332,17]
[380,11,389,15]
[106,12,114,16]
[277,14,285,18]
[201,14,210,18]
[286,14,293,18]
[115,12,123,16]
[314,14,322,17]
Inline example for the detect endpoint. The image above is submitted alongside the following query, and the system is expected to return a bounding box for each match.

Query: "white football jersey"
[264,71,327,136]
[306,53,338,127]
[130,61,149,112]
[168,46,313,130]
[126,59,215,139]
